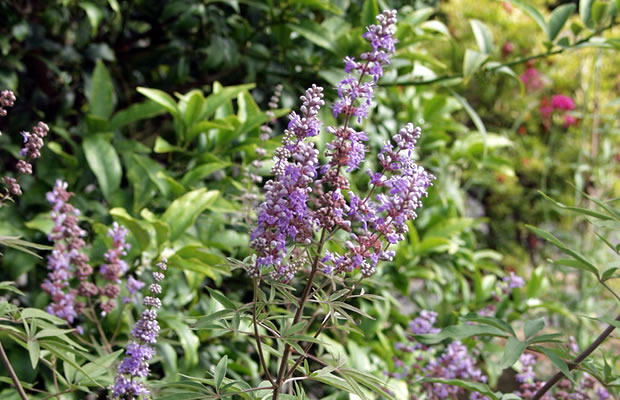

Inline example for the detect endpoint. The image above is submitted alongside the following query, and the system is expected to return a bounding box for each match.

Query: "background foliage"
[0,0,618,399]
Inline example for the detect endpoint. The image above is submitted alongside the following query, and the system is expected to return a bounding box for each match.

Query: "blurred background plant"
[0,0,618,399]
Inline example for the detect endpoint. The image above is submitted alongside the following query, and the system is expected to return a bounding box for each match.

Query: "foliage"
[0,0,618,399]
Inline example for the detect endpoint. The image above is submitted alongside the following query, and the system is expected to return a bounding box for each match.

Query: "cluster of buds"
[99,222,131,314]
[112,258,167,399]
[0,90,49,201]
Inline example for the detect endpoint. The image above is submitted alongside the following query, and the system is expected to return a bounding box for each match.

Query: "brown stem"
[0,341,28,400]
[253,280,275,385]
[531,313,620,400]
[272,228,327,399]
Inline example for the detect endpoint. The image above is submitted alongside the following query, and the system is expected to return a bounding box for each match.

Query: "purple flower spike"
[112,258,167,399]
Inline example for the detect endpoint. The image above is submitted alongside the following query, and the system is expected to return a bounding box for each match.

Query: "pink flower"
[520,68,543,91]
[563,114,578,127]
[551,95,575,111]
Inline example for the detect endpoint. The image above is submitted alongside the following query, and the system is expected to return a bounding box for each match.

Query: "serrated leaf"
[548,4,576,41]
[500,337,527,368]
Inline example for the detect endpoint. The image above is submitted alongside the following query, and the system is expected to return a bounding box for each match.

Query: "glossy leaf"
[470,19,494,54]
[89,60,115,119]
[161,188,219,240]
[109,207,150,250]
[83,134,122,200]
[137,87,180,120]
[500,337,527,368]
[548,4,576,41]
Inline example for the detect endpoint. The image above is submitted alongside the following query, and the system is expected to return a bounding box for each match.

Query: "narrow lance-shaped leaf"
[548,4,576,41]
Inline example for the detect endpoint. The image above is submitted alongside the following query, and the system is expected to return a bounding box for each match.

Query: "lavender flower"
[112,258,167,399]
[41,180,90,323]
[99,222,131,314]
[390,310,489,400]
[250,11,434,281]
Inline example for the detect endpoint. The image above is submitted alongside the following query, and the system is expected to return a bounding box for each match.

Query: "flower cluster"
[389,310,489,400]
[540,94,577,128]
[112,258,167,399]
[99,222,131,313]
[515,353,610,400]
[520,67,544,92]
[41,180,90,323]
[0,90,16,117]
[0,90,49,200]
[250,10,434,281]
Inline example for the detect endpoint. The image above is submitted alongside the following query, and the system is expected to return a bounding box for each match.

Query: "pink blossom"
[520,68,544,91]
[563,114,577,127]
[551,95,575,111]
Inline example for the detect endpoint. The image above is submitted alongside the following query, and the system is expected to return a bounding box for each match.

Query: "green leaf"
[214,355,227,392]
[83,134,122,200]
[21,308,65,325]
[193,309,235,330]
[168,246,228,280]
[361,0,380,28]
[181,162,230,187]
[580,0,594,27]
[463,315,516,337]
[591,0,610,26]
[187,120,233,143]
[79,2,104,36]
[463,49,489,78]
[423,378,499,400]
[27,340,40,369]
[452,91,488,155]
[470,19,494,54]
[140,209,170,248]
[287,21,337,53]
[137,87,180,120]
[109,208,150,250]
[206,288,238,310]
[163,315,200,369]
[34,328,75,339]
[415,324,508,345]
[0,281,24,296]
[500,337,527,369]
[74,350,123,384]
[201,83,255,121]
[602,267,619,281]
[541,348,575,384]
[109,101,166,131]
[527,333,564,344]
[553,258,601,278]
[181,90,206,128]
[526,225,599,279]
[524,318,544,339]
[161,188,219,240]
[89,60,115,119]
[154,136,183,153]
[538,191,613,220]
[548,4,576,41]
[507,0,548,36]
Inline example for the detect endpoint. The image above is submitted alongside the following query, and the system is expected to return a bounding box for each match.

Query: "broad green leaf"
[500,337,527,368]
[168,246,228,279]
[89,60,115,119]
[181,90,205,128]
[415,324,508,344]
[109,101,166,131]
[602,267,619,281]
[187,120,233,143]
[507,0,549,36]
[161,188,219,240]
[140,209,170,247]
[181,162,230,187]
[548,4,576,41]
[526,225,600,279]
[137,87,180,120]
[83,134,122,200]
[47,141,78,167]
[524,318,544,339]
[423,378,499,400]
[201,83,255,121]
[132,154,172,197]
[154,136,183,153]
[163,315,200,369]
[287,21,337,53]
[463,49,489,78]
[592,0,610,26]
[541,348,575,384]
[109,208,150,250]
[214,355,227,392]
[470,19,494,54]
[527,333,563,344]
[361,0,380,28]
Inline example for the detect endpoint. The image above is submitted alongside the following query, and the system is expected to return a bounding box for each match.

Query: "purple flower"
[112,258,167,399]
[0,90,16,117]
[503,271,525,290]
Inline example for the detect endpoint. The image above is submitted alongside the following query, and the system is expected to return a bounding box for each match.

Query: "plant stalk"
[0,341,28,400]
